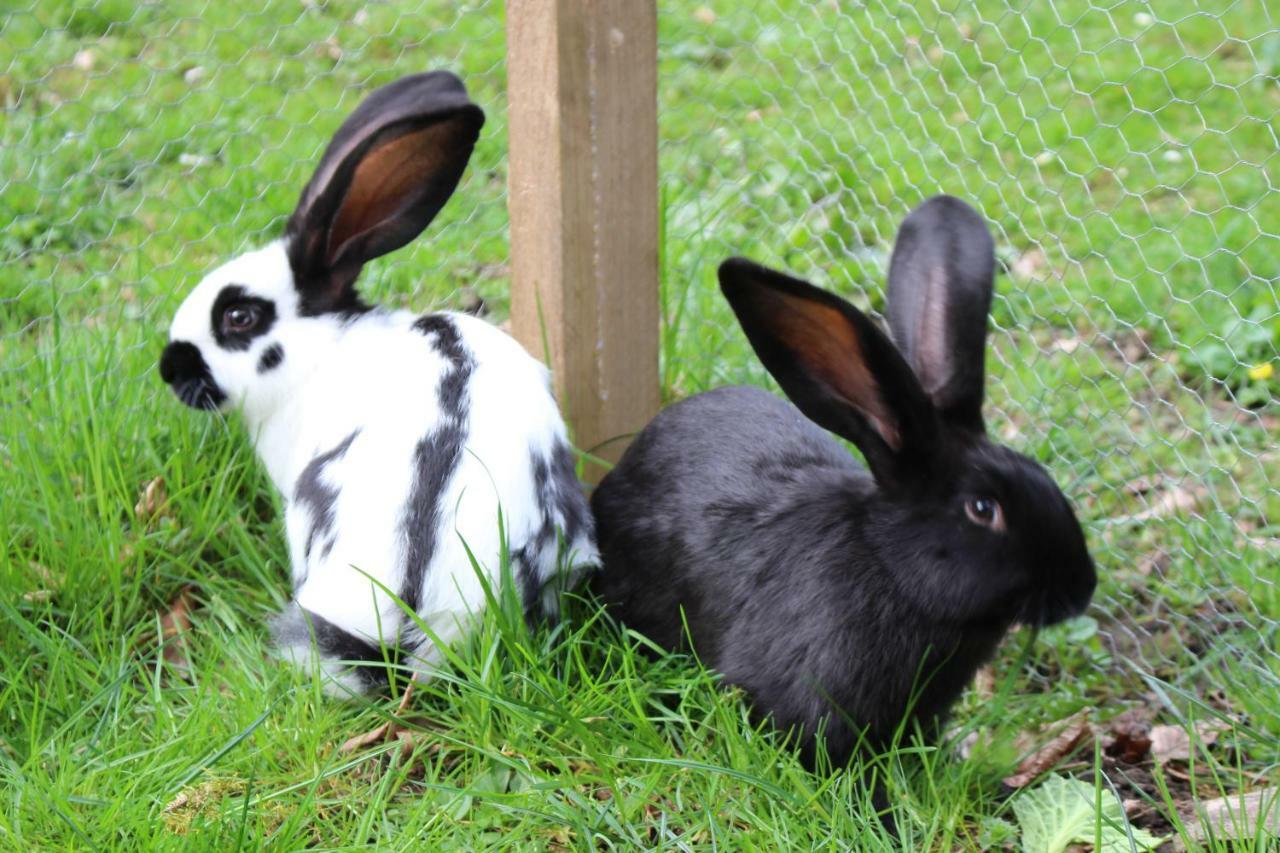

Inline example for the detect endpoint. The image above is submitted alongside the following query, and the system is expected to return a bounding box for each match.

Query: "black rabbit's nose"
[159,340,204,385]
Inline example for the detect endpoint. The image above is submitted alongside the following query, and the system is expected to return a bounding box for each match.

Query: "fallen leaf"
[160,586,197,670]
[693,6,716,24]
[1117,328,1153,363]
[340,679,433,757]
[1149,720,1227,765]
[1012,247,1048,280]
[1104,710,1152,765]
[1127,483,1203,522]
[1136,550,1170,577]
[1004,710,1092,788]
[972,665,997,701]
[340,722,396,754]
[1179,788,1280,848]
[1248,362,1274,382]
[319,37,342,61]
[1013,774,1166,852]
[1124,475,1159,496]
[135,476,170,524]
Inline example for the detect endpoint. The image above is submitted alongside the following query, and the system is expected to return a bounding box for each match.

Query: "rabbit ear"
[719,257,936,484]
[885,195,995,434]
[286,71,485,314]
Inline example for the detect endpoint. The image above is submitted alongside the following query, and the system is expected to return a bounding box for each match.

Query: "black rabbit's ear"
[286,71,485,315]
[885,195,995,434]
[719,258,936,484]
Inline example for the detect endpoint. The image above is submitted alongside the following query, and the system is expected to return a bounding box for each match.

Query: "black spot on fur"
[515,440,594,618]
[294,431,360,570]
[211,285,277,351]
[274,603,394,692]
[401,315,474,613]
[257,343,284,373]
[159,340,226,409]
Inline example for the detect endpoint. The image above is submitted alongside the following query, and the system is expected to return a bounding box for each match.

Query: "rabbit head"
[719,196,1096,630]
[158,71,484,424]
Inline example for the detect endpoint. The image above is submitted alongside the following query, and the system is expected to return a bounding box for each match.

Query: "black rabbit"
[591,195,1096,769]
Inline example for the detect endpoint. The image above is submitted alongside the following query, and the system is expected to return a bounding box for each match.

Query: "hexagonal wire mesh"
[2,2,1277,726]
[654,0,1279,709]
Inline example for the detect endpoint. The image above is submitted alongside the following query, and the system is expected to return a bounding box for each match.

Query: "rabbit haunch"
[158,71,596,693]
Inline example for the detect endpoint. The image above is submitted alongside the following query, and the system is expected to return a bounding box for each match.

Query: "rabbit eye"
[222,304,259,333]
[964,497,1006,532]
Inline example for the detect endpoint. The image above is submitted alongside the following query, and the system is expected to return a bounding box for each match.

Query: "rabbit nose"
[159,340,204,385]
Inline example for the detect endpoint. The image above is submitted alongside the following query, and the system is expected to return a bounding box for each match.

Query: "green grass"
[2,0,1278,848]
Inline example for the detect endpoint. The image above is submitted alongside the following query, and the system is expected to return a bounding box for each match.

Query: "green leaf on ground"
[1012,774,1166,853]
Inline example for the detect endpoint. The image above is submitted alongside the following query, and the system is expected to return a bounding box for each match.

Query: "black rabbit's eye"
[964,497,1006,532]
[223,304,258,332]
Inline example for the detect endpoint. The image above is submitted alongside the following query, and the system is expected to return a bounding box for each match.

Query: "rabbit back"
[274,309,595,688]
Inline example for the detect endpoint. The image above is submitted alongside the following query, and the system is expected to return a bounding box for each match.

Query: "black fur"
[158,340,226,409]
[400,315,474,614]
[256,342,284,373]
[294,430,360,573]
[272,602,393,692]
[514,441,594,618]
[210,285,277,351]
[590,196,1095,772]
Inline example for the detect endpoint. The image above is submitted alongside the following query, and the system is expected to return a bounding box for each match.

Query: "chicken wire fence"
[3,2,1278,697]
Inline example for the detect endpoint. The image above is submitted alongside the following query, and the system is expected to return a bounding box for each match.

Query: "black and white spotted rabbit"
[592,196,1096,766]
[159,72,597,693]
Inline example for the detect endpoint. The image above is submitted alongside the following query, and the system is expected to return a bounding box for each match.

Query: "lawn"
[2,0,1278,848]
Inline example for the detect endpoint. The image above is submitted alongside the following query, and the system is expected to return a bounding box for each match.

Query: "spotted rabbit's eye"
[964,497,1006,532]
[222,304,259,333]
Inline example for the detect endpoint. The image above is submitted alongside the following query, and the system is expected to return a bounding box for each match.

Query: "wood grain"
[507,0,660,482]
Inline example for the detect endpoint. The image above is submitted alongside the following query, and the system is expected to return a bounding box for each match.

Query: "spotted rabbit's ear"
[286,71,485,316]
[884,195,996,435]
[718,257,936,488]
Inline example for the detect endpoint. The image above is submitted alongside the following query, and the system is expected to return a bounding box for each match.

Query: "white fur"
[169,240,598,691]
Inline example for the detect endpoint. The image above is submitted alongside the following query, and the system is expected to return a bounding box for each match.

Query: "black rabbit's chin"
[1017,571,1096,627]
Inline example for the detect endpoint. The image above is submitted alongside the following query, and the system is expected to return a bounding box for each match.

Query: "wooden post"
[506,0,660,482]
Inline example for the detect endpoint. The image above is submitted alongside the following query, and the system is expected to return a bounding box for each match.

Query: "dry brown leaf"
[340,721,396,754]
[1104,707,1153,764]
[135,476,170,524]
[339,680,427,755]
[1178,788,1280,848]
[1149,720,1227,765]
[972,665,997,701]
[1012,247,1048,280]
[160,586,197,669]
[1127,482,1204,522]
[1003,710,1092,788]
